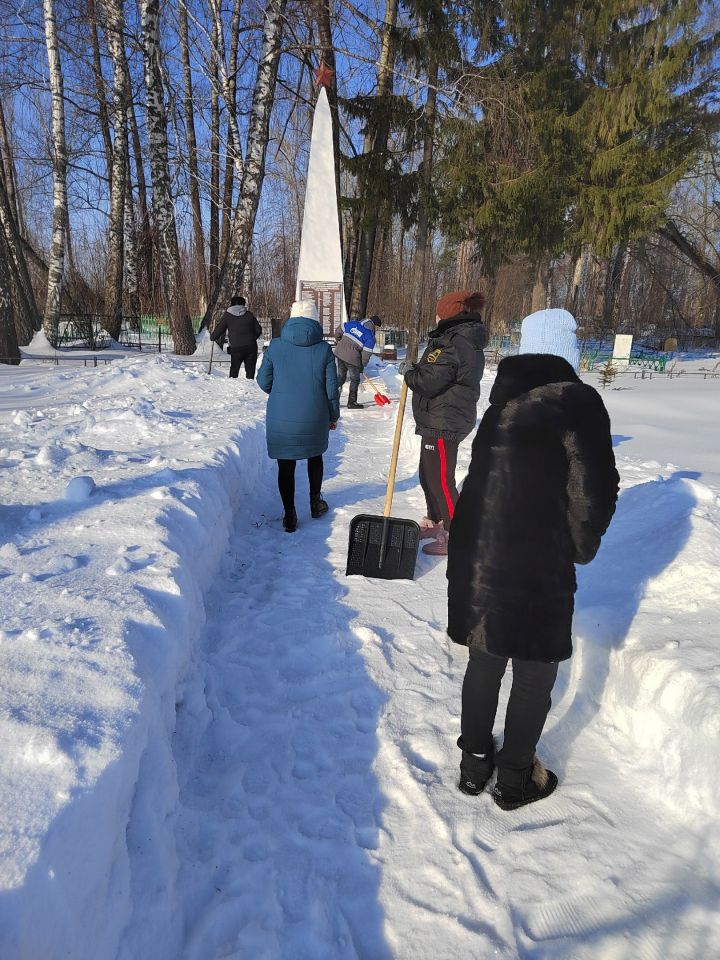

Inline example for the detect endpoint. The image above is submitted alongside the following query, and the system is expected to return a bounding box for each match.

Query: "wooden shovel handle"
[383,379,409,517]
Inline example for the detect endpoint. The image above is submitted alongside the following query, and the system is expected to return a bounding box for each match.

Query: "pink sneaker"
[422,529,449,556]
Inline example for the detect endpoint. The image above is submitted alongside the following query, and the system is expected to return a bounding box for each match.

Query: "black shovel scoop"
[346,380,420,579]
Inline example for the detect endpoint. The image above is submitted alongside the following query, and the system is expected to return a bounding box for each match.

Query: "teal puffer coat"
[257,315,340,460]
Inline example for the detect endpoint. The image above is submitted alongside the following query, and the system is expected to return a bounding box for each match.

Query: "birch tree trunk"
[124,164,141,318]
[43,0,69,345]
[139,0,195,354]
[406,55,438,364]
[0,163,39,341]
[122,50,152,296]
[209,18,221,292]
[0,231,21,364]
[218,0,243,266]
[87,0,114,187]
[0,100,24,233]
[206,0,287,329]
[179,0,206,304]
[104,0,129,337]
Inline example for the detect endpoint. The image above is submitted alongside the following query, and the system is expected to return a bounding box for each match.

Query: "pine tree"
[436,1,718,271]
[598,358,617,389]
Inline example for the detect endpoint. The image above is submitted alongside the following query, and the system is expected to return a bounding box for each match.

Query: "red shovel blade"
[374,392,391,405]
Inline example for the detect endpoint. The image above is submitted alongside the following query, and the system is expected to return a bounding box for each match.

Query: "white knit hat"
[290,299,319,322]
[518,308,580,372]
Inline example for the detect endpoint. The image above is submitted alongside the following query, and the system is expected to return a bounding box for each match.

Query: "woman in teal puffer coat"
[256,300,340,532]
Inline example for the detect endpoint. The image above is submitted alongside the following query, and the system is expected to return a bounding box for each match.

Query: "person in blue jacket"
[257,300,340,532]
[333,314,382,409]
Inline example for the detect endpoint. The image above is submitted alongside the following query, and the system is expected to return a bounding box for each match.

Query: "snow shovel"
[362,373,391,405]
[346,380,420,580]
[207,339,215,375]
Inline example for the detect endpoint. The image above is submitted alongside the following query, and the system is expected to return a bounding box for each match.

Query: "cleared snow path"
[170,379,720,960]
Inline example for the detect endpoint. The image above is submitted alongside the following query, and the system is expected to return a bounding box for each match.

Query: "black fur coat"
[447,354,619,662]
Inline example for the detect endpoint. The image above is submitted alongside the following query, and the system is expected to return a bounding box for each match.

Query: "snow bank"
[566,473,720,817]
[0,356,269,958]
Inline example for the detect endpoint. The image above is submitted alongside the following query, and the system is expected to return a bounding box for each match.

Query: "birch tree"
[179,0,206,303]
[209,17,221,291]
[42,0,69,343]
[139,0,195,354]
[206,0,287,329]
[0,231,21,364]
[123,164,141,317]
[104,0,129,336]
[0,160,38,343]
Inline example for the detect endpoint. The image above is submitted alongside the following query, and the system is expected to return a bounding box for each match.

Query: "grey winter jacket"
[405,314,487,441]
[212,304,262,352]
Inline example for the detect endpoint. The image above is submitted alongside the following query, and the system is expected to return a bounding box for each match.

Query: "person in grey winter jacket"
[404,290,487,556]
[448,308,619,810]
[334,315,382,409]
[211,296,262,378]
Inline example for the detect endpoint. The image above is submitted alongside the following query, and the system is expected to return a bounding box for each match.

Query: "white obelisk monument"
[296,81,347,337]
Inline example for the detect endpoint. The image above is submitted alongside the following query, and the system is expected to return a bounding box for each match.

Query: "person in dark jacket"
[211,296,262,379]
[256,300,340,532]
[447,308,619,809]
[334,315,382,409]
[404,290,487,556]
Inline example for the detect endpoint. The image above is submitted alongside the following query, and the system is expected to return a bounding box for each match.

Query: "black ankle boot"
[310,494,329,518]
[493,760,558,810]
[347,384,364,409]
[457,736,495,796]
[283,508,297,532]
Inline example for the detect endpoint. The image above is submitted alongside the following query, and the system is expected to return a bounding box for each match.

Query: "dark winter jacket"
[405,314,487,441]
[334,319,378,369]
[447,354,619,663]
[256,314,340,461]
[212,305,262,352]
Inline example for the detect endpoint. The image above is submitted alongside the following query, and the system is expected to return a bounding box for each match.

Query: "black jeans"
[461,647,559,771]
[229,346,258,379]
[336,358,361,389]
[277,456,323,512]
[419,435,459,529]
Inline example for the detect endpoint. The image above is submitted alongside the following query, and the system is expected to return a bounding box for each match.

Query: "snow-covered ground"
[1,348,719,959]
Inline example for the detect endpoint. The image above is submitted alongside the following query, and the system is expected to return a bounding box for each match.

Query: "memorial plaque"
[612,334,633,369]
[299,281,344,337]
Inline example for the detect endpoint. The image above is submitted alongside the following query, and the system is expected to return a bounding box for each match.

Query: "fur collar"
[490,354,580,407]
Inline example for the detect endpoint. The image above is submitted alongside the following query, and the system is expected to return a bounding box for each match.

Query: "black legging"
[461,647,558,771]
[277,456,323,511]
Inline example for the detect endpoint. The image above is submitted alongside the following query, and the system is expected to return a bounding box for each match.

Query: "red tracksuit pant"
[418,436,459,530]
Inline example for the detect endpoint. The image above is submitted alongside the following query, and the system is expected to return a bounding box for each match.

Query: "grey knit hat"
[518,308,580,372]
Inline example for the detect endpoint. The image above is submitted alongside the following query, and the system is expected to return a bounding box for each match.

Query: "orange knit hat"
[436,289,485,322]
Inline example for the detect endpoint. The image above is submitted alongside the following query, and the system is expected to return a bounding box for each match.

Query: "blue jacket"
[257,315,340,461]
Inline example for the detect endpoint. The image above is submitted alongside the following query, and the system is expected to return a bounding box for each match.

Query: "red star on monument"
[314,61,334,88]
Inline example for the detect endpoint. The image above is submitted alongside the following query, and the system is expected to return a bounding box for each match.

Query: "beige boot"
[421,527,449,556]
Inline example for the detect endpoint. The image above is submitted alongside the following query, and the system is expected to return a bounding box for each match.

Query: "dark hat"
[369,315,382,327]
[231,295,247,306]
[436,290,484,323]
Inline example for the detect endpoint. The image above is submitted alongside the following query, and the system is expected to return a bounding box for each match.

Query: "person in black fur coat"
[447,308,619,809]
